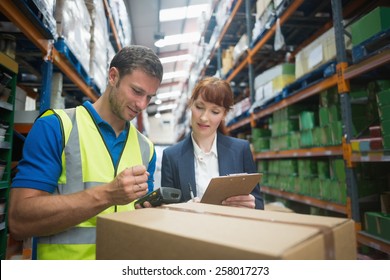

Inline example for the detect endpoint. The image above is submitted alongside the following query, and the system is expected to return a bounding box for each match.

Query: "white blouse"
[191,133,219,199]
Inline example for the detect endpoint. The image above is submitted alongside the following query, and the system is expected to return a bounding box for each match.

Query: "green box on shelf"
[328,105,341,123]
[319,107,330,127]
[377,89,390,106]
[330,121,343,145]
[257,160,268,173]
[378,104,390,121]
[320,87,340,107]
[329,180,345,203]
[319,179,331,200]
[322,125,333,146]
[364,212,390,242]
[252,128,271,139]
[287,175,297,193]
[338,181,347,205]
[253,138,270,152]
[289,131,301,149]
[310,178,321,199]
[300,177,311,196]
[312,127,322,147]
[317,159,330,179]
[279,175,290,192]
[351,6,390,46]
[330,159,346,182]
[300,129,314,147]
[380,119,390,136]
[299,111,317,131]
[280,119,299,134]
[298,159,318,177]
[383,134,390,149]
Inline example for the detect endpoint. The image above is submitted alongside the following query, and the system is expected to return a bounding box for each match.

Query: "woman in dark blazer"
[161,77,264,209]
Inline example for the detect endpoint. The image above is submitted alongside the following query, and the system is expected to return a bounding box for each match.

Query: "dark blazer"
[161,132,264,209]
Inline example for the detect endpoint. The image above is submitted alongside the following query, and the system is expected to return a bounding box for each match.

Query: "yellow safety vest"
[35,106,154,260]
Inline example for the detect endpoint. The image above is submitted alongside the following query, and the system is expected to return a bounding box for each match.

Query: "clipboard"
[200,173,262,205]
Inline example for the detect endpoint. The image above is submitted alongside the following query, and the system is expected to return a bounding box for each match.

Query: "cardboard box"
[96,203,357,260]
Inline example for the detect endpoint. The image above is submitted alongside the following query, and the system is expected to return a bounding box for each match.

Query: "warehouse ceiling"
[125,0,211,116]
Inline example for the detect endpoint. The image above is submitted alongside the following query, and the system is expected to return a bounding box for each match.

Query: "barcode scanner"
[135,187,182,208]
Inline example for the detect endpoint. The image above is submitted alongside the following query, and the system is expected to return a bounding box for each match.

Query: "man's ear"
[108,67,119,86]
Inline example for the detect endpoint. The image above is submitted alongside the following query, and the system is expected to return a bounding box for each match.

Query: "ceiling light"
[154,112,161,118]
[159,4,210,22]
[160,54,193,64]
[155,32,200,48]
[162,71,188,80]
[154,99,162,104]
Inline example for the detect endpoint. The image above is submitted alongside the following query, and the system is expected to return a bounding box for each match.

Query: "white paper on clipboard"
[200,173,262,205]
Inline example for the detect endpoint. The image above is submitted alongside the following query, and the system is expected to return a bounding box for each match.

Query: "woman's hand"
[222,194,255,209]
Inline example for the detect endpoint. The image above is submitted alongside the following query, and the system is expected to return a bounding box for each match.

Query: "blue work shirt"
[12,101,156,193]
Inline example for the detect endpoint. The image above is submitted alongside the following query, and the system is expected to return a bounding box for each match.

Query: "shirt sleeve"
[146,149,157,192]
[12,115,63,193]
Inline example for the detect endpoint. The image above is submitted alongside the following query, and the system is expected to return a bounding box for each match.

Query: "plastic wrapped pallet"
[86,0,110,93]
[108,0,131,47]
[251,63,295,110]
[233,34,248,64]
[294,27,351,79]
[55,0,91,74]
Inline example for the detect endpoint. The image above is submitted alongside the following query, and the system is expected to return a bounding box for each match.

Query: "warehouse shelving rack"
[195,0,389,257]
[0,52,18,260]
[0,0,128,259]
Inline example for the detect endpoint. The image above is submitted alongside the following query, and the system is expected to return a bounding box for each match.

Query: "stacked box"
[298,159,317,178]
[330,181,347,204]
[300,129,314,147]
[317,159,330,179]
[320,179,332,201]
[295,27,351,79]
[364,212,390,242]
[299,111,317,131]
[257,160,269,174]
[55,0,92,74]
[253,63,295,108]
[311,178,321,199]
[221,46,235,75]
[86,0,110,93]
[351,6,390,46]
[290,132,301,149]
[319,107,330,127]
[330,159,346,182]
[330,121,343,145]
[253,138,270,152]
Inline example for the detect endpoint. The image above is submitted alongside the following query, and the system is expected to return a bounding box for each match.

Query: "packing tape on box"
[162,205,336,259]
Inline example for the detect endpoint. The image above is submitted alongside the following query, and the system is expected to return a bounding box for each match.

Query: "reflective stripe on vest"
[36,106,154,260]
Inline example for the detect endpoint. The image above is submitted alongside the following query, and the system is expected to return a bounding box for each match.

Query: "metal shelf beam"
[261,186,348,214]
[255,146,343,160]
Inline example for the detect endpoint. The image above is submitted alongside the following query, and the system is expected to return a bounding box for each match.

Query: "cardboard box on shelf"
[96,203,356,260]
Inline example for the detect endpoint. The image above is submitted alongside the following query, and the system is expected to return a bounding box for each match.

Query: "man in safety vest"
[9,45,163,259]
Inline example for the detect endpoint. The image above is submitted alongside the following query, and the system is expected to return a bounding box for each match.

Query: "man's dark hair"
[110,45,163,82]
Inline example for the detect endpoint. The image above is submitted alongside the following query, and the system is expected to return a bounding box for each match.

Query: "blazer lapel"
[178,136,197,197]
[217,133,233,176]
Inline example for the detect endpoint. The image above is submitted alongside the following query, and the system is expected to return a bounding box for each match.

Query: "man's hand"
[109,165,149,205]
